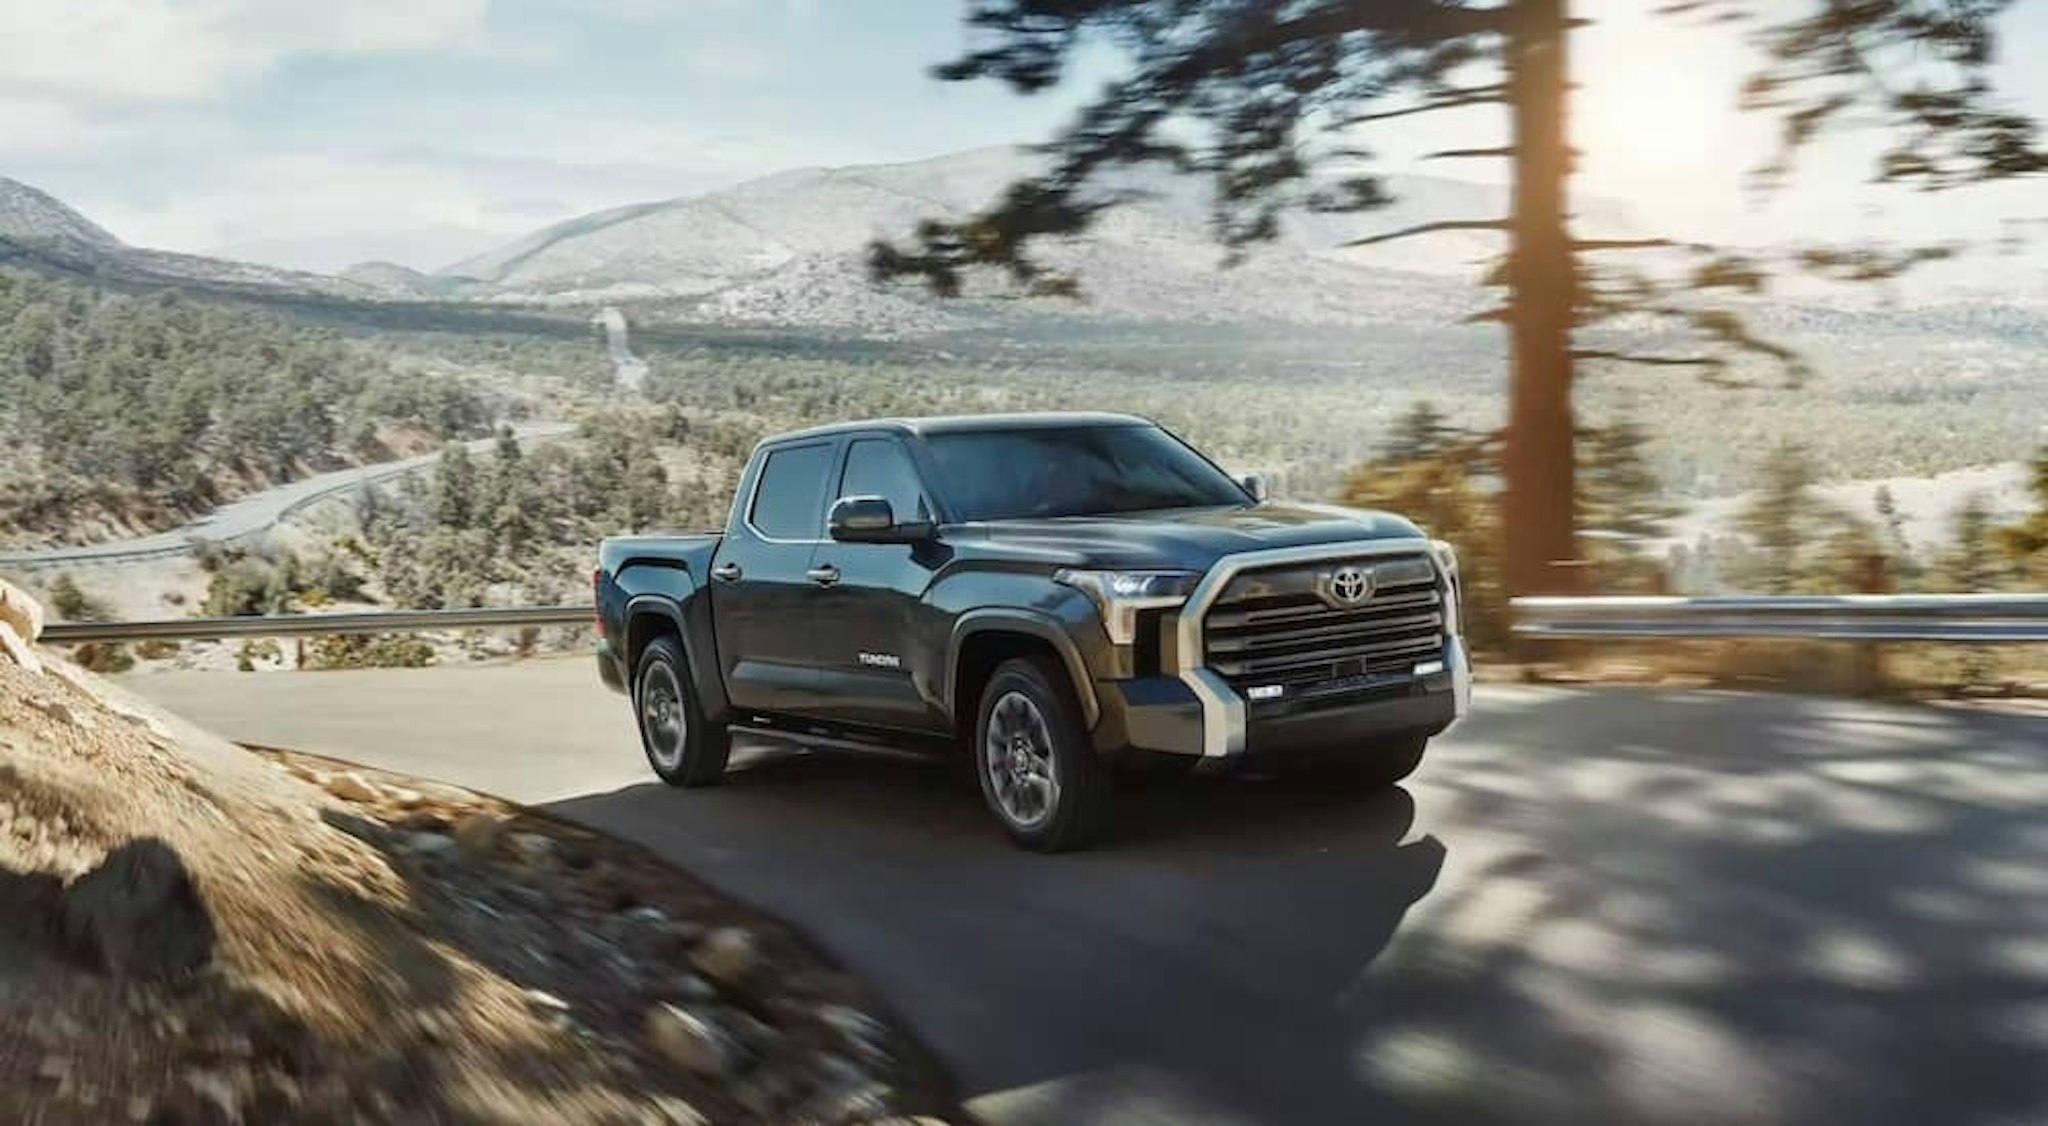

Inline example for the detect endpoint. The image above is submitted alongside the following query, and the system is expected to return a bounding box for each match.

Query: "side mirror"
[1239,473,1269,502]
[828,496,931,544]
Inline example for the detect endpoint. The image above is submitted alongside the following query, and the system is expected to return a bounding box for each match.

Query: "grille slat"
[1201,553,1445,690]
[1206,588,1440,632]
[1205,610,1445,656]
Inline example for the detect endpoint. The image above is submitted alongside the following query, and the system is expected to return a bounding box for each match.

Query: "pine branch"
[1573,238,1699,252]
[1571,350,1723,369]
[1421,146,1514,161]
[1342,219,1507,248]
[1340,85,1507,125]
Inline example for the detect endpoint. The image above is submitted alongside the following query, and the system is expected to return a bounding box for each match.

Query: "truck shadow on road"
[543,743,1448,1123]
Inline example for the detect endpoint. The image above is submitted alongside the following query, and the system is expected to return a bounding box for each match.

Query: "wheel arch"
[623,594,731,723]
[947,611,1101,737]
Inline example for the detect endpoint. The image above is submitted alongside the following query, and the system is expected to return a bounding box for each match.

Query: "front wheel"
[974,657,1112,852]
[635,636,730,787]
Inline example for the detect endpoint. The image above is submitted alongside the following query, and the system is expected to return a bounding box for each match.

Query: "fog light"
[1247,684,1285,701]
[1414,660,1445,677]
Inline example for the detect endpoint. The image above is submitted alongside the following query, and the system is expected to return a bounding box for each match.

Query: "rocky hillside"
[0,582,956,1124]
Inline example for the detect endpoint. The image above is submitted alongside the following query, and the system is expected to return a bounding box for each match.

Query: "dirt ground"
[0,650,958,1124]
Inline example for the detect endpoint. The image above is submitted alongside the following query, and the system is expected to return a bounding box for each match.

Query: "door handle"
[711,562,742,582]
[806,564,841,587]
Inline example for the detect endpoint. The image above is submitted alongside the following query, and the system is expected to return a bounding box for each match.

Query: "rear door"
[807,435,951,733]
[709,438,837,717]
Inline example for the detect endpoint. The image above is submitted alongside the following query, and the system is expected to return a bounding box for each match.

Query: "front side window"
[839,438,930,523]
[924,424,1251,521]
[749,443,834,539]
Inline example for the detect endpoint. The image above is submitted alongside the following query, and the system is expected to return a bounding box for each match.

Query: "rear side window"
[839,439,930,523]
[748,443,833,540]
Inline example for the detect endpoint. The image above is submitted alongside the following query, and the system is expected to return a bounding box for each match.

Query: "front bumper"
[1094,636,1470,762]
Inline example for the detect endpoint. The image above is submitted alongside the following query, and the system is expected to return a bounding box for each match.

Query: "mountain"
[0,178,122,247]
[209,225,509,276]
[440,147,1642,329]
[0,175,374,301]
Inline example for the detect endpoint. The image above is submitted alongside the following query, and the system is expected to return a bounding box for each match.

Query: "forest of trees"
[355,411,722,610]
[0,269,499,545]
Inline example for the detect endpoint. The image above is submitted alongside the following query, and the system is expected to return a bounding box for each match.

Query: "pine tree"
[432,442,478,529]
[1995,449,2048,585]
[1379,401,1460,464]
[1736,445,1819,594]
[1580,413,1677,541]
[873,1,2041,598]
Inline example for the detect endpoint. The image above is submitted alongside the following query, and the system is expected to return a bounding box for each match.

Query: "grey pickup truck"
[594,412,1470,851]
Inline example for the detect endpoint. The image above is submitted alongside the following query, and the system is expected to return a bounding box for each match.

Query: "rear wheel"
[635,636,730,787]
[974,657,1112,852]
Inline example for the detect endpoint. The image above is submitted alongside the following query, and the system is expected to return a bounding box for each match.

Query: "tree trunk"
[1503,0,1579,597]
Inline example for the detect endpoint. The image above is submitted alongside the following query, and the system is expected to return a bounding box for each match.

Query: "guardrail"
[1511,595,2048,643]
[41,606,592,645]
[32,595,2048,647]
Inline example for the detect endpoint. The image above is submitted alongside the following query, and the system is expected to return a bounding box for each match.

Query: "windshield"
[923,424,1252,521]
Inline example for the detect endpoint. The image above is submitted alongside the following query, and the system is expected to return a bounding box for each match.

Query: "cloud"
[0,0,492,103]
[0,98,119,153]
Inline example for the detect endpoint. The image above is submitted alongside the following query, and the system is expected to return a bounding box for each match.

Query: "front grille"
[1201,553,1444,691]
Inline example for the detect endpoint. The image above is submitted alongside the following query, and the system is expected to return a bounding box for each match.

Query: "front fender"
[945,608,1103,729]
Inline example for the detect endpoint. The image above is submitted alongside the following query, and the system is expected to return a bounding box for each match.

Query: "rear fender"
[619,572,731,725]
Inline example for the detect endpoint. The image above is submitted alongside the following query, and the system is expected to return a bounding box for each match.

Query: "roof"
[768,411,1152,444]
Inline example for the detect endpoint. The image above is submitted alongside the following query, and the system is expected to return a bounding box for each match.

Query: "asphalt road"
[0,423,573,570]
[125,662,2048,1126]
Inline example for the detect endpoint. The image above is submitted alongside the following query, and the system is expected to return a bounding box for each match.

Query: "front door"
[710,438,837,718]
[808,436,950,733]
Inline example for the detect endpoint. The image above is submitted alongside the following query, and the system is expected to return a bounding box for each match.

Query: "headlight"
[1054,569,1201,645]
[1428,538,1459,577]
[1428,539,1462,634]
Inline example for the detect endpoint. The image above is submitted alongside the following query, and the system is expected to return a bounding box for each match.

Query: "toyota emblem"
[1323,565,1374,607]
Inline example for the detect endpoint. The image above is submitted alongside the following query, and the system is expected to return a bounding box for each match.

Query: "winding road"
[124,662,2048,1126]
[0,423,574,571]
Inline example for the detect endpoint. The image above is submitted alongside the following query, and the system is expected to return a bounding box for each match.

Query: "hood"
[952,502,1428,570]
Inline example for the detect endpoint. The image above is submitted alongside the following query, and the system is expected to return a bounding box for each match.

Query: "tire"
[974,657,1112,852]
[634,636,730,788]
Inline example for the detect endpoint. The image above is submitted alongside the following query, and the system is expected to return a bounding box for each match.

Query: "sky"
[1,0,2043,274]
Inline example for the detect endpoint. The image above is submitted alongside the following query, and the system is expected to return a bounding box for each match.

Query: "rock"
[645,1095,709,1126]
[524,988,570,1014]
[154,1068,242,1125]
[383,786,424,808]
[452,813,504,862]
[37,1054,71,1083]
[126,1096,152,1122]
[403,832,459,859]
[394,808,449,834]
[659,974,718,1003]
[725,1009,780,1051]
[323,772,380,803]
[691,927,758,988]
[818,1003,893,1064]
[62,838,215,981]
[645,1003,743,1079]
[28,697,89,729]
[624,904,668,925]
[507,832,557,865]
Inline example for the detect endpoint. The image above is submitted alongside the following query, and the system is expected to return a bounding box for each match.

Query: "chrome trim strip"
[1173,538,1443,760]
